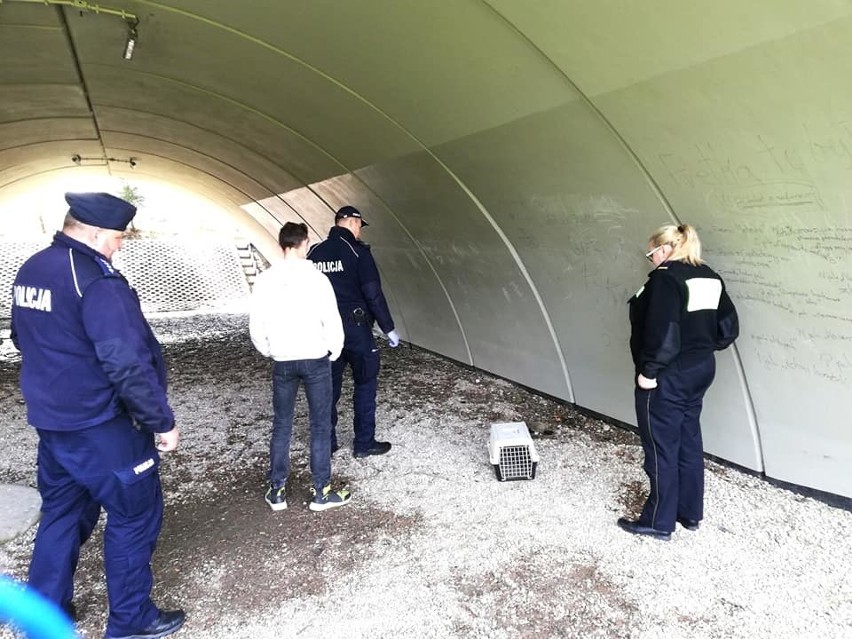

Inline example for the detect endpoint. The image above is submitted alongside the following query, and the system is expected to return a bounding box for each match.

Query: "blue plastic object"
[0,576,79,639]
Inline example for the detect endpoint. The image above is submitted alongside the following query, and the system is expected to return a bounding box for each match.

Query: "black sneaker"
[353,441,391,458]
[309,485,352,511]
[264,485,287,511]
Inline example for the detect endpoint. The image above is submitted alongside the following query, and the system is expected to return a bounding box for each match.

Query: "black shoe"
[105,609,186,639]
[677,516,700,531]
[353,441,391,458]
[617,517,671,541]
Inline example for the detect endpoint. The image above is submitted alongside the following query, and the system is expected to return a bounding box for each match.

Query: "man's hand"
[156,426,180,452]
[387,329,400,348]
[637,374,658,390]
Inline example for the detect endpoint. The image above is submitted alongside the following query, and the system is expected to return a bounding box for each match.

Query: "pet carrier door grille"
[489,422,539,481]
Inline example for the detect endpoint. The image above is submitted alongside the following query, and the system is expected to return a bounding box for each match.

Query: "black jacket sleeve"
[715,287,739,350]
[357,247,395,334]
[640,271,683,379]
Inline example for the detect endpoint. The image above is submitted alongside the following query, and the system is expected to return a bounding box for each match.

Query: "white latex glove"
[637,374,657,390]
[387,329,400,348]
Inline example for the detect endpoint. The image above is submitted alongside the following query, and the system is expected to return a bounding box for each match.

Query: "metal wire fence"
[0,237,251,318]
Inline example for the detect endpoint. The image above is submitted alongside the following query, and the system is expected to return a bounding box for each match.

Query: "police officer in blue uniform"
[307,206,400,457]
[11,193,185,639]
[620,224,738,541]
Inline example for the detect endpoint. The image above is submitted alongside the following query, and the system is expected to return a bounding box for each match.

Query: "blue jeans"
[270,356,333,492]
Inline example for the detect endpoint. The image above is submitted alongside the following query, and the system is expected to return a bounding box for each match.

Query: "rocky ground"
[1,313,850,639]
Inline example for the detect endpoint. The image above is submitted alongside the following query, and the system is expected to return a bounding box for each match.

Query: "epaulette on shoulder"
[93,255,120,277]
[68,249,121,298]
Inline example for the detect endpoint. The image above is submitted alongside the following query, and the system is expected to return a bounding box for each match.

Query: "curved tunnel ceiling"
[1,1,851,499]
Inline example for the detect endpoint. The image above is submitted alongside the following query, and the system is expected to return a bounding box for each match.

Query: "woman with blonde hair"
[620,224,739,540]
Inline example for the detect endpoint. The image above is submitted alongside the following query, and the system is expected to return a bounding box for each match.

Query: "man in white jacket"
[249,222,350,512]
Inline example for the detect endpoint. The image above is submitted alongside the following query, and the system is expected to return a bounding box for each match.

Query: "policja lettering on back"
[315,259,344,273]
[12,285,52,312]
[307,205,400,458]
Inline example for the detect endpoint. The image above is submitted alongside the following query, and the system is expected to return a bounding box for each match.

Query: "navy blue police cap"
[335,205,368,226]
[65,192,137,231]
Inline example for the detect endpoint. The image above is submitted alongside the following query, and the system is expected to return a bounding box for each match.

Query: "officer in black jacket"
[308,206,400,457]
[620,223,738,541]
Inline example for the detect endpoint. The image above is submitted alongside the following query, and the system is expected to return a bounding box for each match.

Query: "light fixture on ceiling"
[2,1,140,61]
[71,154,138,168]
[123,18,138,61]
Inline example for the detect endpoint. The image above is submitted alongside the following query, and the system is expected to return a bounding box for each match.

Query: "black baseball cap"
[335,205,368,226]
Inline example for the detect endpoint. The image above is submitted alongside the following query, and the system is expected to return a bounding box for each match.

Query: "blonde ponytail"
[648,223,703,265]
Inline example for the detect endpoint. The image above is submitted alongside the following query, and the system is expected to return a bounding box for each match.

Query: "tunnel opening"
[0,176,271,319]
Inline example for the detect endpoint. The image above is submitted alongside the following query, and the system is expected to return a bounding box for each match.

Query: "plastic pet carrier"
[488,422,539,481]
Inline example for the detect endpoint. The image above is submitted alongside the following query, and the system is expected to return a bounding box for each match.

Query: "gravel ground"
[1,313,850,639]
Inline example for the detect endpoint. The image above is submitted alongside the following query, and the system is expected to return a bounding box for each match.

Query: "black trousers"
[634,355,716,532]
[331,322,380,453]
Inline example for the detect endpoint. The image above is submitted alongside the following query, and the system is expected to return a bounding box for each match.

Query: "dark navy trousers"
[634,355,716,532]
[29,416,163,637]
[331,322,380,453]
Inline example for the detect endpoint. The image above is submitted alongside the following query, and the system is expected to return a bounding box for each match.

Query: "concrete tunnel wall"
[0,1,850,499]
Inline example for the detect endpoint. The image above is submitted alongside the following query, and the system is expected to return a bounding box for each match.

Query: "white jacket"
[249,257,344,362]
